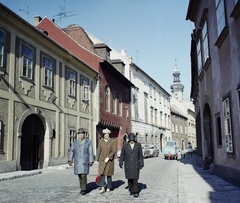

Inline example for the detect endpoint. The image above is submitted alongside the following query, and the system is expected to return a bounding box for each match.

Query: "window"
[238,89,240,125]
[215,0,226,36]
[144,93,148,123]
[133,93,138,120]
[22,45,33,79]
[160,112,163,127]
[150,107,154,124]
[126,106,129,118]
[216,113,222,147]
[118,94,122,116]
[0,121,3,153]
[222,97,233,152]
[202,20,210,64]
[82,78,89,101]
[69,130,76,149]
[155,109,157,125]
[43,57,53,87]
[105,85,110,111]
[172,123,175,133]
[149,84,152,98]
[69,70,76,97]
[197,40,202,74]
[0,31,4,67]
[175,124,178,134]
[112,91,117,114]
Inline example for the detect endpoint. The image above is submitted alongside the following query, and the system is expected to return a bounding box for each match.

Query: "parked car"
[148,145,159,157]
[162,141,178,160]
[141,144,150,158]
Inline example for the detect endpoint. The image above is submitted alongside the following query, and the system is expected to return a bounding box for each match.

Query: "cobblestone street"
[1,155,240,203]
[0,156,178,203]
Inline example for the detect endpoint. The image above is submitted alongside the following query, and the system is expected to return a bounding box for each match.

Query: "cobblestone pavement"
[0,156,178,203]
[1,155,240,203]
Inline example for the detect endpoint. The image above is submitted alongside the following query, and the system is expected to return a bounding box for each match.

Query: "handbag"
[95,174,101,184]
[96,162,107,185]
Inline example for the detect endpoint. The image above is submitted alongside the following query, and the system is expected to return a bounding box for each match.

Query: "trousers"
[97,175,112,189]
[128,179,138,194]
[78,174,87,191]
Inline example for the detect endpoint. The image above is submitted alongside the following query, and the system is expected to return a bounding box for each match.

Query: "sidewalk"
[178,154,240,203]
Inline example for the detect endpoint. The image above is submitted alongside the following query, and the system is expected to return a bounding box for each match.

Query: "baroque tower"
[170,63,184,102]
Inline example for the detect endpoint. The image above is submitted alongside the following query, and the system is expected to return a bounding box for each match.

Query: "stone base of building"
[0,160,17,173]
[213,163,240,188]
[48,156,68,167]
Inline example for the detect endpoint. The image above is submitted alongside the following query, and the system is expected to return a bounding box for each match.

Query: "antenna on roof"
[19,0,29,22]
[53,0,76,28]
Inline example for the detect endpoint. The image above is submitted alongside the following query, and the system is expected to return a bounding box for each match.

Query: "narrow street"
[0,156,178,203]
[1,155,240,203]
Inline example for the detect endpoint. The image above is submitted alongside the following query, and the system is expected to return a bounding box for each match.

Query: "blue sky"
[0,0,194,99]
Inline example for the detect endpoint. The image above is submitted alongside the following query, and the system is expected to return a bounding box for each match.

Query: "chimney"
[34,16,42,26]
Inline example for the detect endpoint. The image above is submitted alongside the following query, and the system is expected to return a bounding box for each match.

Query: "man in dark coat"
[119,133,144,197]
[68,128,94,195]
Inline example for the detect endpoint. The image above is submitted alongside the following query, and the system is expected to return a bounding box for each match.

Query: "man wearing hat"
[119,133,144,198]
[68,128,94,195]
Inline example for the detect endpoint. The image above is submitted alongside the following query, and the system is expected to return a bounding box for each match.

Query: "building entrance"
[20,114,44,170]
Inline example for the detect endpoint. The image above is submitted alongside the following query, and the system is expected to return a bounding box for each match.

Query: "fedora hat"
[128,133,136,141]
[77,128,86,134]
[102,128,111,135]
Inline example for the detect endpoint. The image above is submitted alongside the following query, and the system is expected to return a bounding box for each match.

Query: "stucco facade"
[187,0,240,187]
[0,4,99,172]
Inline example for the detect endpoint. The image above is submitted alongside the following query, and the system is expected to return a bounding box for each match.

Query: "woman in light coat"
[96,128,116,194]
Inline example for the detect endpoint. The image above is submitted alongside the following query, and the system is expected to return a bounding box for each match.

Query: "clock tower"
[170,65,184,102]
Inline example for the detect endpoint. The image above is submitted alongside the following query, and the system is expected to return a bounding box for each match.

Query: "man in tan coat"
[96,128,116,194]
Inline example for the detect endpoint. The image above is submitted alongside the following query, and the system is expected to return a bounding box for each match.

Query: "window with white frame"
[22,45,33,79]
[43,57,53,87]
[215,0,226,36]
[197,40,202,75]
[202,20,210,64]
[0,31,4,67]
[222,97,233,152]
[118,94,122,116]
[176,124,178,134]
[82,78,89,101]
[69,70,76,97]
[105,85,110,111]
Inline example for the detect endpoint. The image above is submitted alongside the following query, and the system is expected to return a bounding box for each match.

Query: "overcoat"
[96,138,116,176]
[119,141,144,180]
[68,138,94,175]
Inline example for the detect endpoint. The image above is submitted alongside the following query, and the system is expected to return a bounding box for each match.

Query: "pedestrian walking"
[119,133,144,198]
[68,128,94,195]
[96,128,116,194]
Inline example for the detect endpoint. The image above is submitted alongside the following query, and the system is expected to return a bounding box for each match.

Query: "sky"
[0,0,194,100]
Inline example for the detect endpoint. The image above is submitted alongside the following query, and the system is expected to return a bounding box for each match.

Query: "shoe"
[80,190,86,195]
[129,192,133,196]
[133,193,139,198]
[106,188,110,192]
[100,187,105,194]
